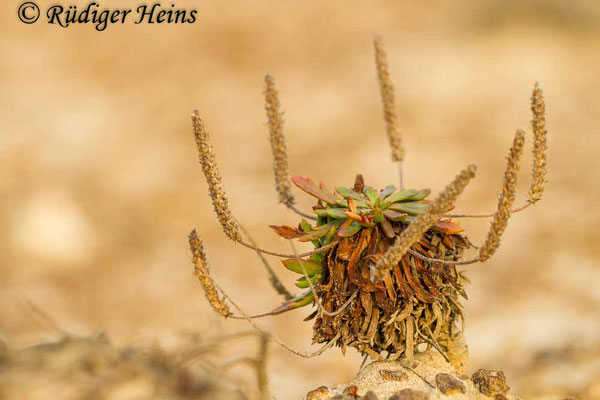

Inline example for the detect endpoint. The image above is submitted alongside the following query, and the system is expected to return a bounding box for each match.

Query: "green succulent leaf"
[338,220,363,237]
[310,252,324,264]
[325,208,348,219]
[379,185,396,199]
[313,209,328,217]
[291,176,339,205]
[336,198,369,209]
[372,208,383,223]
[388,201,429,215]
[335,186,367,201]
[298,222,332,241]
[364,186,379,205]
[281,259,323,275]
[295,274,322,288]
[409,188,431,201]
[300,219,312,232]
[270,291,314,314]
[323,220,343,244]
[382,188,419,207]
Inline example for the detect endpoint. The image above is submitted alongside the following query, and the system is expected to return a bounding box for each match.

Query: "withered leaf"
[374,289,394,314]
[366,307,380,344]
[414,257,442,300]
[402,257,437,303]
[269,224,301,239]
[347,229,372,288]
[336,236,355,261]
[433,219,464,234]
[393,262,414,300]
[380,215,396,238]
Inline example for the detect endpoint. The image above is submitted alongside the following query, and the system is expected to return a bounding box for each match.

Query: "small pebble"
[472,369,510,396]
[435,373,465,395]
[307,385,330,400]
[361,391,379,400]
[344,385,359,398]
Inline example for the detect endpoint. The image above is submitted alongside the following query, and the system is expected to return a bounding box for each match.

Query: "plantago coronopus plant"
[188,37,548,364]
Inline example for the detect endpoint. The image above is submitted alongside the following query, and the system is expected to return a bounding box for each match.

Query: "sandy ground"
[2,1,600,398]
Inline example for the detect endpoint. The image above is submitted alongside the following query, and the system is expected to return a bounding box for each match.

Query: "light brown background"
[2,0,600,398]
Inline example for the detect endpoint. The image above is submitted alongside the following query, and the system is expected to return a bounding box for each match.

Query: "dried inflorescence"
[374,35,404,164]
[191,111,241,242]
[189,229,230,317]
[529,83,548,204]
[264,75,295,208]
[187,37,548,364]
[479,129,525,262]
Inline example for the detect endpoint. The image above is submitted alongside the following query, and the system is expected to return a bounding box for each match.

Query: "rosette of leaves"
[188,40,548,366]
[269,176,469,360]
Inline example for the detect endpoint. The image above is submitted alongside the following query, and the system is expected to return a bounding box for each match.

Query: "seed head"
[528,83,547,204]
[264,74,295,206]
[479,129,525,262]
[188,229,230,317]
[373,164,477,280]
[374,35,404,162]
[191,111,241,242]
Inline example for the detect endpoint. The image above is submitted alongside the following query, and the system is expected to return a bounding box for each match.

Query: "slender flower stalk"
[374,35,404,187]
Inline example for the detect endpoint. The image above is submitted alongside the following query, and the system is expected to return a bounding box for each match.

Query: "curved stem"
[444,202,531,218]
[216,279,340,358]
[398,161,404,190]
[287,203,317,220]
[237,222,294,300]
[407,249,480,266]
[237,239,336,259]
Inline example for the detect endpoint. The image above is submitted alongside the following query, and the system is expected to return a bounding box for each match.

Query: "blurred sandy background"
[2,0,600,398]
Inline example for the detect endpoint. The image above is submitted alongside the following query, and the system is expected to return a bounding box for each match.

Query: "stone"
[307,385,330,400]
[361,391,379,400]
[344,385,359,398]
[435,373,466,395]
